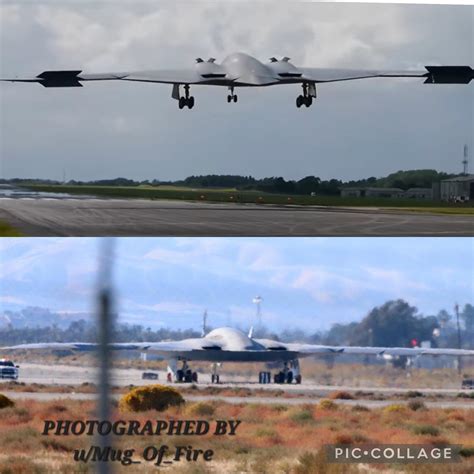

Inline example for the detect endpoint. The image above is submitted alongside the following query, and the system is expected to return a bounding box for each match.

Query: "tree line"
[1,169,457,196]
[1,300,473,350]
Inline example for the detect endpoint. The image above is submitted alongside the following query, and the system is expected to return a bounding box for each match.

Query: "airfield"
[0,195,473,236]
[2,363,473,409]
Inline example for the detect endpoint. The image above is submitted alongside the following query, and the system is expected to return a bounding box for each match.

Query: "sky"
[0,2,472,182]
[0,237,472,332]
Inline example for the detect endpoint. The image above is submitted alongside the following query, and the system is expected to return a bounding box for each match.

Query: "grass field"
[0,220,22,237]
[20,184,474,213]
[0,393,473,473]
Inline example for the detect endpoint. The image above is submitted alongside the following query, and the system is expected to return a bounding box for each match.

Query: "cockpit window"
[0,360,14,366]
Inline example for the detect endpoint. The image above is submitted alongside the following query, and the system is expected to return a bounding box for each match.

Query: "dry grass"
[0,395,473,473]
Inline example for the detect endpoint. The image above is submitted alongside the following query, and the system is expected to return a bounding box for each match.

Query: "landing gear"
[227,86,238,103]
[171,360,198,383]
[260,359,301,384]
[296,82,316,109]
[175,85,195,109]
[211,363,222,384]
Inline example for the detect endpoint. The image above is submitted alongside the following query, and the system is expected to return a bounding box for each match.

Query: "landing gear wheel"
[227,95,232,103]
[286,371,294,384]
[295,374,302,384]
[188,96,195,109]
[192,372,198,382]
[305,96,312,107]
[178,97,186,109]
[233,95,238,103]
[296,95,303,108]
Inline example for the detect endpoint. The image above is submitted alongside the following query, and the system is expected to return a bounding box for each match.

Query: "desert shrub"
[457,392,474,399]
[289,408,314,424]
[0,393,14,409]
[271,404,288,412]
[0,457,47,474]
[383,404,407,414]
[405,390,424,398]
[351,432,370,443]
[329,391,354,400]
[186,402,215,417]
[294,450,359,474]
[412,424,440,436]
[254,427,280,441]
[319,399,338,410]
[460,447,474,457]
[119,384,184,412]
[334,433,353,445]
[351,404,370,412]
[408,400,427,411]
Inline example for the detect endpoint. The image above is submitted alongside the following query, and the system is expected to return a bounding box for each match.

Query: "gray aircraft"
[3,326,474,384]
[2,52,473,109]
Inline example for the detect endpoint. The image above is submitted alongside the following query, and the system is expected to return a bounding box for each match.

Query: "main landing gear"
[258,360,302,384]
[227,86,238,103]
[296,82,317,109]
[178,85,195,110]
[167,360,198,383]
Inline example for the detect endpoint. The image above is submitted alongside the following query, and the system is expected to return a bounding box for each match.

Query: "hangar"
[440,175,474,202]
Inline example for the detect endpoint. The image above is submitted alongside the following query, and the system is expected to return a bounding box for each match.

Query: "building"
[340,187,405,198]
[440,175,474,202]
[404,188,433,200]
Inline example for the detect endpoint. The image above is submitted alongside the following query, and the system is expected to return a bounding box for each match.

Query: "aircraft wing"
[281,343,474,357]
[0,68,225,87]
[295,66,474,84]
[1,338,222,355]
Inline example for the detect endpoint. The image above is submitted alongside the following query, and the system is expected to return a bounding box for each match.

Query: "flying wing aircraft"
[2,52,473,109]
[3,327,474,384]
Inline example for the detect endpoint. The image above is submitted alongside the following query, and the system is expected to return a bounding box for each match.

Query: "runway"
[0,197,472,236]
[2,363,473,400]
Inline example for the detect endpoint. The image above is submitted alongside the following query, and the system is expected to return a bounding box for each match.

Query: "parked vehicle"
[0,359,19,379]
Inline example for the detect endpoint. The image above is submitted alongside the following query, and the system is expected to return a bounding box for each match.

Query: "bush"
[407,400,426,411]
[294,450,358,474]
[289,408,314,424]
[186,402,215,417]
[319,399,338,410]
[383,404,407,414]
[460,447,474,458]
[329,391,354,400]
[412,424,440,436]
[119,384,184,412]
[0,393,14,409]
[405,390,424,398]
[351,404,370,412]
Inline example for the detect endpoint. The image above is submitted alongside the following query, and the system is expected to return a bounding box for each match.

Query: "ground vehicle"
[142,372,159,380]
[0,359,19,379]
[461,378,474,389]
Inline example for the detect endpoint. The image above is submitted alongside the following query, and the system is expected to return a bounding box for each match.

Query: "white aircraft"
[1,52,472,109]
[3,326,474,384]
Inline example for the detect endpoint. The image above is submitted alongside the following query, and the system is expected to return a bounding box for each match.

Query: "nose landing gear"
[296,82,316,109]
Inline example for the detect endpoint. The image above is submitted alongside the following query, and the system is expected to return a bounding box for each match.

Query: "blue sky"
[1,2,472,181]
[0,237,472,332]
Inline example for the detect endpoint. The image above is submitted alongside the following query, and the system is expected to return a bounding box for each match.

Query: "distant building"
[440,175,474,202]
[404,188,433,200]
[340,187,405,198]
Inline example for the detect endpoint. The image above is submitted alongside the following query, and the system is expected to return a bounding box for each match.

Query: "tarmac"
[0,196,472,236]
[1,363,473,408]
